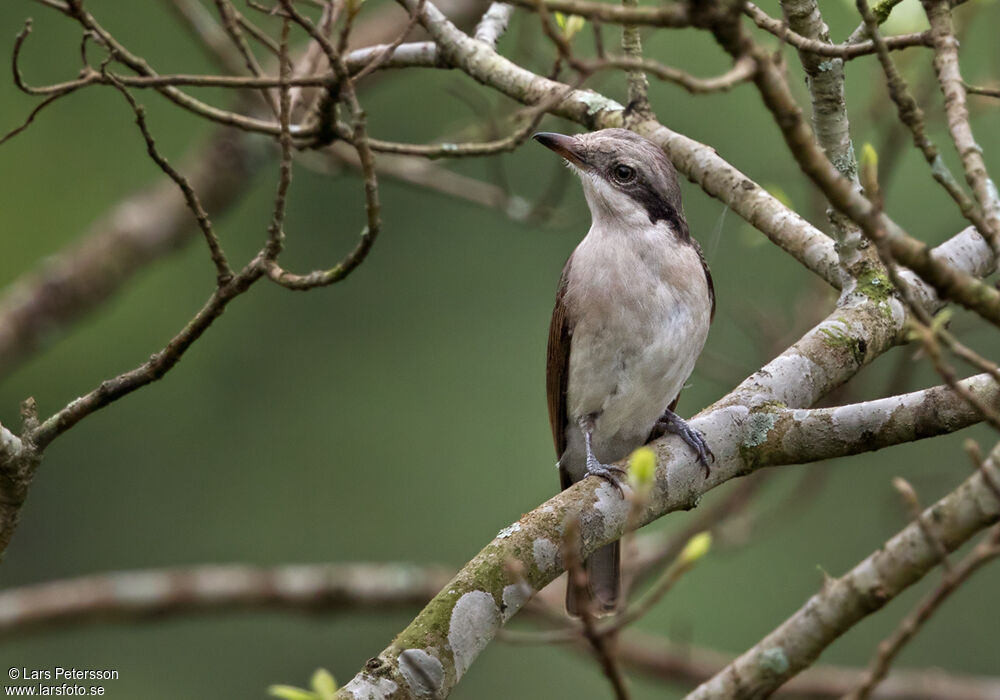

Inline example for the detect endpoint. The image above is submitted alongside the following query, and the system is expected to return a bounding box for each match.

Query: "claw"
[656,410,714,478]
[585,460,627,495]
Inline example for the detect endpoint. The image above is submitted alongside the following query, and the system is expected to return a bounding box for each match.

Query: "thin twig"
[744,2,931,59]
[921,0,1000,253]
[263,0,381,289]
[102,72,233,285]
[856,0,992,245]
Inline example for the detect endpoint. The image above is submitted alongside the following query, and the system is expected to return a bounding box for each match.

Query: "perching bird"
[534,128,715,615]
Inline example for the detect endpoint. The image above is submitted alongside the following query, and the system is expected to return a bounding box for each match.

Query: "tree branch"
[779,0,865,260]
[921,0,1000,254]
[685,454,1000,699]
[617,629,1000,700]
[3,559,996,700]
[743,2,931,58]
[0,562,452,636]
[845,525,1000,699]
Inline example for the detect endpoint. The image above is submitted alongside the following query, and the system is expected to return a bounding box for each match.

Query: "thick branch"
[685,457,1000,699]
[0,563,451,636]
[618,630,1000,700]
[3,561,996,700]
[748,374,998,467]
[779,0,863,255]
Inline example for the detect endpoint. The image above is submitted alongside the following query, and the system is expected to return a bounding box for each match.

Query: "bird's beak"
[533,132,588,169]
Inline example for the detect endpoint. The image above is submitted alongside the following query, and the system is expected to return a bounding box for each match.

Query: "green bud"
[679,531,712,565]
[860,142,880,202]
[268,685,318,700]
[930,308,953,334]
[563,14,585,39]
[553,11,585,39]
[628,446,657,491]
[311,669,338,700]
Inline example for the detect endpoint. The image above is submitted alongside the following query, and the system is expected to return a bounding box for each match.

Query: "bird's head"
[533,128,687,238]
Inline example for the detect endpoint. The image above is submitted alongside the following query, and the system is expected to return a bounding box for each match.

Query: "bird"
[534,128,715,615]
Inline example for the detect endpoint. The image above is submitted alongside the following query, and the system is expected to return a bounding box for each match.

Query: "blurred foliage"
[0,0,998,698]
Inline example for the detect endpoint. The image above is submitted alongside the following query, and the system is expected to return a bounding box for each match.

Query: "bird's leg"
[654,409,713,476]
[579,415,627,494]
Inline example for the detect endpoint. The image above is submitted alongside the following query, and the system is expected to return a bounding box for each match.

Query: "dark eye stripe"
[626,181,689,239]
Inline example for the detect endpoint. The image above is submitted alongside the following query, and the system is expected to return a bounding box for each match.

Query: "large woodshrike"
[534,128,715,615]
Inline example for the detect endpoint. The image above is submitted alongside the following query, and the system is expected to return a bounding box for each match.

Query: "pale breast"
[563,225,712,465]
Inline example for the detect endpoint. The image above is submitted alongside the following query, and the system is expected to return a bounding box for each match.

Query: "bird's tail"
[566,540,620,616]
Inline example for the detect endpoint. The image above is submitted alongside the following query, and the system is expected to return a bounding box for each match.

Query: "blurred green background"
[1,0,998,697]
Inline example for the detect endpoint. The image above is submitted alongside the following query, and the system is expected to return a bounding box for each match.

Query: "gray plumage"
[536,129,714,615]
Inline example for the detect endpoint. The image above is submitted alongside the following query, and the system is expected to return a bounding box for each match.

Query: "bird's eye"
[611,164,636,183]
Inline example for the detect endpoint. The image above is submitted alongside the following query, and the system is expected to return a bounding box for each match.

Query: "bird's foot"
[656,410,713,477]
[585,457,628,496]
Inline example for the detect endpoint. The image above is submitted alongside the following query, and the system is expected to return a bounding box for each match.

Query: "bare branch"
[474,2,514,48]
[0,562,452,635]
[779,0,865,263]
[261,0,381,289]
[103,73,233,285]
[739,373,999,467]
[507,0,691,27]
[965,82,1000,99]
[619,0,651,120]
[921,0,1000,253]
[30,264,261,452]
[846,524,1000,700]
[744,2,931,59]
[856,0,993,245]
[618,629,1000,700]
[1,554,995,700]
[684,454,1000,699]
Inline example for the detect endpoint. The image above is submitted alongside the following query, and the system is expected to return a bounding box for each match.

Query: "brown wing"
[690,236,716,323]
[546,255,574,461]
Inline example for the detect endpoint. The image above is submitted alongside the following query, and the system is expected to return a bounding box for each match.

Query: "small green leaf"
[860,142,878,173]
[678,531,712,565]
[311,669,338,700]
[553,11,585,39]
[563,14,586,39]
[930,308,953,334]
[268,685,317,700]
[627,446,657,492]
[860,142,879,199]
